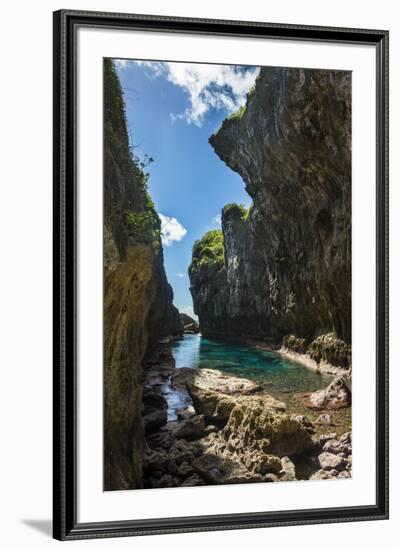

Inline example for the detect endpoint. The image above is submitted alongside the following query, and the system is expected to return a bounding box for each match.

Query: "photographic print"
[103,57,352,492]
[54,11,389,539]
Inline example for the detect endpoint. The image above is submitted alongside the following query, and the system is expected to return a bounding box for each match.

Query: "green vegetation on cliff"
[104,59,142,189]
[104,59,160,253]
[222,202,249,221]
[123,205,161,252]
[227,103,246,121]
[189,229,225,273]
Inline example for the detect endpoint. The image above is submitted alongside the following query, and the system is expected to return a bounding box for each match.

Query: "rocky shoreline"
[141,345,352,489]
[278,347,347,377]
[279,333,351,376]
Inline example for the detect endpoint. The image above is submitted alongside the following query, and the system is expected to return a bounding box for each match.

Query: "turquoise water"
[167,334,351,433]
[169,334,332,394]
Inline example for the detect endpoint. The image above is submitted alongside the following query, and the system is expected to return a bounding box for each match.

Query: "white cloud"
[212,214,222,226]
[159,213,187,247]
[120,60,259,126]
[178,305,198,322]
[166,63,259,126]
[176,272,186,278]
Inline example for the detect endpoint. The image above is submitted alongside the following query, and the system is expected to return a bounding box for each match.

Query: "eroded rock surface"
[310,432,352,480]
[299,375,351,410]
[103,60,181,490]
[281,333,351,374]
[142,367,333,488]
[180,313,200,334]
[173,368,286,425]
[189,66,351,357]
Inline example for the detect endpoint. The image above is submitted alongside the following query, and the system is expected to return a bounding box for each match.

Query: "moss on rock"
[189,229,225,273]
[223,403,313,458]
[308,333,351,369]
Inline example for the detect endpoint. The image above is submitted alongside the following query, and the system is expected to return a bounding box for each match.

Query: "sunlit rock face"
[190,67,351,346]
[103,60,182,491]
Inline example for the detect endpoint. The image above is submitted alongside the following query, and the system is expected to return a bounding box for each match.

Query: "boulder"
[181,474,204,487]
[176,405,196,420]
[316,413,334,426]
[142,391,168,415]
[144,359,175,388]
[310,465,351,481]
[146,430,175,451]
[143,436,205,482]
[173,367,262,396]
[222,402,313,458]
[308,333,351,370]
[280,456,297,481]
[264,473,279,482]
[241,452,282,475]
[175,415,206,441]
[339,431,352,446]
[310,469,336,481]
[292,414,316,434]
[337,470,351,479]
[319,432,337,444]
[299,375,351,410]
[322,432,351,456]
[195,400,312,486]
[283,335,308,355]
[143,409,167,432]
[177,462,194,479]
[192,454,224,484]
[318,451,346,471]
[180,313,200,334]
[143,448,170,475]
[173,368,286,424]
[192,453,265,485]
[142,388,170,434]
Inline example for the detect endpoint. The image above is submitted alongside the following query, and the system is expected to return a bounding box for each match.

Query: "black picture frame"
[53,9,389,541]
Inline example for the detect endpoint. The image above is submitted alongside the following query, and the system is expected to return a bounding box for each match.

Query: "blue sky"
[114,59,259,319]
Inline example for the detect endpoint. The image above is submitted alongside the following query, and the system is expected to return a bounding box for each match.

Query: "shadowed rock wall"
[190,67,351,346]
[104,59,182,490]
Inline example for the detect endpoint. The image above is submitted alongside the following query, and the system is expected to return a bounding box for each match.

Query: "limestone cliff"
[104,59,182,491]
[190,67,351,352]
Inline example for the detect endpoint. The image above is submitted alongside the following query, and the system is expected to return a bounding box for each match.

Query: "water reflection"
[169,333,201,370]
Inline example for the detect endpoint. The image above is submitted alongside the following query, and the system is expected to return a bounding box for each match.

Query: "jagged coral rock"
[308,333,351,369]
[221,402,313,458]
[173,368,286,424]
[197,401,312,484]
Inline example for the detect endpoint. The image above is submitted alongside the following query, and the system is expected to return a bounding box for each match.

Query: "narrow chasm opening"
[104,59,352,492]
